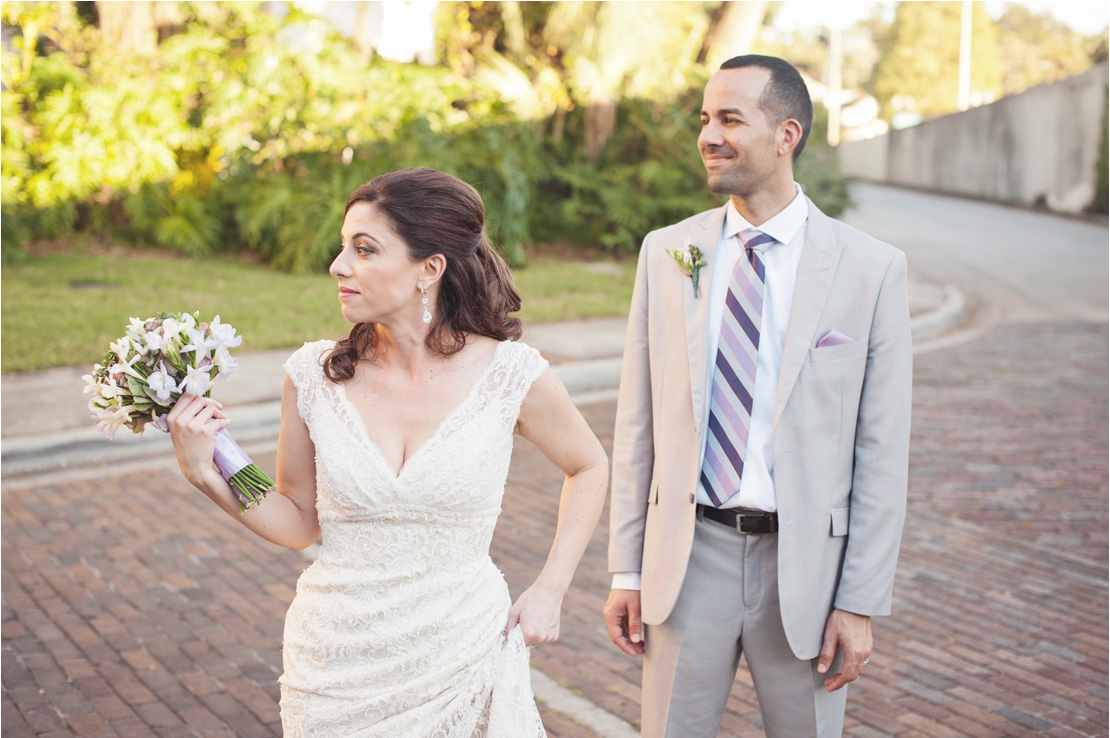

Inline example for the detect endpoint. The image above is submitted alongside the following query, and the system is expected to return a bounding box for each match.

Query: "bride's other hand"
[167,393,229,486]
[506,583,563,646]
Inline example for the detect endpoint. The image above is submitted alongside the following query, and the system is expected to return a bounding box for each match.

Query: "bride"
[167,167,608,736]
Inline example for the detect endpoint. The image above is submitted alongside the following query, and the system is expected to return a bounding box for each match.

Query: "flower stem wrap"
[212,428,274,512]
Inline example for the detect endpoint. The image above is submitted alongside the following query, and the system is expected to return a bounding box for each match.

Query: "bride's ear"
[418,254,446,290]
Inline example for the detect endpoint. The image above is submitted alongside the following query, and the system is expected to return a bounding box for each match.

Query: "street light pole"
[957,0,972,111]
[828,26,842,146]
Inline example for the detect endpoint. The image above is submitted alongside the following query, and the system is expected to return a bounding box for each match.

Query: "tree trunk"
[585,96,616,161]
[703,1,769,71]
[96,1,157,55]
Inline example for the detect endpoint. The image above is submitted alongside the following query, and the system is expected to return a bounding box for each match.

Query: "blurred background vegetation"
[1,1,1105,371]
[1,0,847,272]
[4,1,1104,271]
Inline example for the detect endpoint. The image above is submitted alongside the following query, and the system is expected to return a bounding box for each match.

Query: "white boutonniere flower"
[667,237,708,298]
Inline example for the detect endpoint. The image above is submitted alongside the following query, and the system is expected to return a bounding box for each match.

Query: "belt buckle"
[737,514,777,534]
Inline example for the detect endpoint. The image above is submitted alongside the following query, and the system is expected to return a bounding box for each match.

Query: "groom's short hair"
[720,55,814,163]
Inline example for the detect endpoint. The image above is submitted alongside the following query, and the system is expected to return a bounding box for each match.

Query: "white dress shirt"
[698,184,808,511]
[612,184,808,591]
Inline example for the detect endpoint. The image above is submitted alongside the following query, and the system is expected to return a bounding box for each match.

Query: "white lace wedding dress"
[278,339,549,737]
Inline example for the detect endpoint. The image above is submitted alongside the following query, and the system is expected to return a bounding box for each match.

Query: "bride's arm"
[168,376,321,551]
[508,368,609,645]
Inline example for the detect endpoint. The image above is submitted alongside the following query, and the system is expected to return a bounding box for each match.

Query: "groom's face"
[698,67,779,199]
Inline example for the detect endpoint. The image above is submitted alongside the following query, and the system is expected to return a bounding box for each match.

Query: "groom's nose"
[699,124,724,150]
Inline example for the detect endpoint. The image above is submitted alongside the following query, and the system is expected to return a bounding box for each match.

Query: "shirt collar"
[723,183,808,250]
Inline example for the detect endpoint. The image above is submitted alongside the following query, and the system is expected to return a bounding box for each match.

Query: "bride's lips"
[338,287,359,300]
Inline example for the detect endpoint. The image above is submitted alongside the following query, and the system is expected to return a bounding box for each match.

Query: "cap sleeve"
[492,340,549,429]
[282,339,336,428]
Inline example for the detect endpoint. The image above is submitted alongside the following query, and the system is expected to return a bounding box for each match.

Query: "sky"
[770,0,1110,34]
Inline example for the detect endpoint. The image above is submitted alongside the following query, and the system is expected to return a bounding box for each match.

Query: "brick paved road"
[3,323,1107,737]
[509,322,1108,737]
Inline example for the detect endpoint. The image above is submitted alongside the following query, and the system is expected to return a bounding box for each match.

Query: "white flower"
[140,330,165,354]
[150,412,169,433]
[161,318,180,341]
[181,364,214,396]
[82,371,102,395]
[128,317,147,333]
[181,326,219,359]
[212,347,241,378]
[108,355,144,381]
[94,403,134,440]
[161,316,192,343]
[147,369,180,403]
[208,316,242,350]
[109,336,132,359]
[97,381,127,401]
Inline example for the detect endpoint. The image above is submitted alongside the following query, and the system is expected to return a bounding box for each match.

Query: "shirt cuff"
[611,572,642,591]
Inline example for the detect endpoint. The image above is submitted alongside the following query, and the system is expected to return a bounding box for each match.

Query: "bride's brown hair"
[322,168,523,383]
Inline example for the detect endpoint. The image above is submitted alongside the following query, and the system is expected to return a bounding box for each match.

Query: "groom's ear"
[778,117,803,160]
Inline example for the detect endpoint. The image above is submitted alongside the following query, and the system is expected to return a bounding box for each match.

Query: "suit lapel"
[774,198,843,427]
[684,205,728,438]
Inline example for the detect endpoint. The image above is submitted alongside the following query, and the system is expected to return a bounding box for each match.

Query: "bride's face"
[330,202,424,326]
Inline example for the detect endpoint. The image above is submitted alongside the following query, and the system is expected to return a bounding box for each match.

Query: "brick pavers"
[495,323,1109,737]
[3,322,1107,736]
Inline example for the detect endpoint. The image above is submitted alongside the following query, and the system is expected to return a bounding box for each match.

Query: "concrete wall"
[839,61,1109,213]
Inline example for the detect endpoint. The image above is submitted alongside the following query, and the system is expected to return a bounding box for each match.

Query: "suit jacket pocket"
[830,507,850,536]
[809,340,868,364]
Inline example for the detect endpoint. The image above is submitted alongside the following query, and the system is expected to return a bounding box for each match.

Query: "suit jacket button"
[689,493,695,503]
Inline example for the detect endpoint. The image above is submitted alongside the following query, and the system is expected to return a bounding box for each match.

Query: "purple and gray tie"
[700,228,771,507]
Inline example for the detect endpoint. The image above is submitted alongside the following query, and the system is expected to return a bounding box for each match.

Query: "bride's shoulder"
[496,339,548,377]
[285,339,338,376]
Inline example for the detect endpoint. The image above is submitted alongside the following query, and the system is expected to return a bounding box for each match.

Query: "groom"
[603,55,912,736]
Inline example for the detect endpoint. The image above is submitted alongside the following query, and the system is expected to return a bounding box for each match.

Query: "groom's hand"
[817,608,872,691]
[603,589,644,656]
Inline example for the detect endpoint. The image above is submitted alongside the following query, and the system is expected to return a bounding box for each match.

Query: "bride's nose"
[330,249,351,279]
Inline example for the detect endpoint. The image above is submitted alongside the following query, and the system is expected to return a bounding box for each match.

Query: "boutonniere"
[667,238,707,298]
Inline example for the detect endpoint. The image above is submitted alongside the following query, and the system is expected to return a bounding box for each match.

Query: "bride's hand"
[505,583,563,647]
[167,394,229,487]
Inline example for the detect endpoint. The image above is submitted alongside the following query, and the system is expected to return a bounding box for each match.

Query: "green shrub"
[1,3,854,268]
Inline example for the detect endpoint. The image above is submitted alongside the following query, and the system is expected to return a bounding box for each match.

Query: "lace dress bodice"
[279,339,549,737]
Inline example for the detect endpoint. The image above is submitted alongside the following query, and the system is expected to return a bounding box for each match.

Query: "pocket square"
[817,329,855,348]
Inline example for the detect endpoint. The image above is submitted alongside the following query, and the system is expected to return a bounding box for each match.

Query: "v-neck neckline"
[335,340,509,481]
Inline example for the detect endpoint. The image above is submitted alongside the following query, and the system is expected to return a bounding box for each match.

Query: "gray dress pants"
[640,513,847,737]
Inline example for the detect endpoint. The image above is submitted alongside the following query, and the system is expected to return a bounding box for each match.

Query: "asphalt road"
[844,182,1108,324]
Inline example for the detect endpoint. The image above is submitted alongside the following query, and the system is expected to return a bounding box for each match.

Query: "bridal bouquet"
[83,311,274,511]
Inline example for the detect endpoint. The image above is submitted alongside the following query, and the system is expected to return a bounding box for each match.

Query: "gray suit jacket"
[608,197,912,660]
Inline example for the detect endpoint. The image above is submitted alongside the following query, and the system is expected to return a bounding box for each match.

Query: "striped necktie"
[700,228,772,507]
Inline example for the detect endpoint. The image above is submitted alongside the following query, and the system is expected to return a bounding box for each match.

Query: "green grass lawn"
[1,250,635,373]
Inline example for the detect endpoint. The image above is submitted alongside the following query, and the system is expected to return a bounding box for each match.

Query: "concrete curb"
[910,284,966,343]
[1,281,965,480]
[0,362,624,480]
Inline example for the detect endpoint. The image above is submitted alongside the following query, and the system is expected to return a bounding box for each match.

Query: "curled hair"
[720,54,814,163]
[323,168,523,383]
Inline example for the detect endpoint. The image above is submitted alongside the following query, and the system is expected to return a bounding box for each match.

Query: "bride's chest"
[307,381,516,509]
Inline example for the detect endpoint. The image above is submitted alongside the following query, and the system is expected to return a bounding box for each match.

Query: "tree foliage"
[997,4,1105,95]
[2,1,852,268]
[871,1,1003,121]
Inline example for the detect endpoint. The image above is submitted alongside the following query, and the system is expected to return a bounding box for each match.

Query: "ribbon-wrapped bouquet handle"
[84,311,274,512]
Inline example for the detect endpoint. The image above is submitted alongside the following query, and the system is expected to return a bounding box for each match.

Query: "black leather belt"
[698,504,779,534]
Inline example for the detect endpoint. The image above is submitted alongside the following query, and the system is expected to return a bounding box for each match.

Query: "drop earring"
[421,287,432,325]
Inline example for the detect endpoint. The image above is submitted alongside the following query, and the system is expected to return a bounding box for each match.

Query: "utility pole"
[827,26,842,146]
[957,0,972,111]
